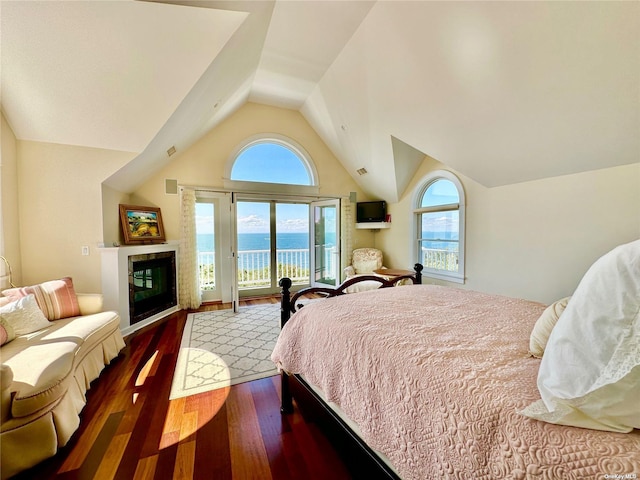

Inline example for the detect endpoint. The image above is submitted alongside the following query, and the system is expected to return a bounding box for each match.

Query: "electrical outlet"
[81,246,90,256]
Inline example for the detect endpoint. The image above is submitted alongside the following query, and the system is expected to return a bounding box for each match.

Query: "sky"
[236,202,309,234]
[196,202,310,235]
[231,143,311,186]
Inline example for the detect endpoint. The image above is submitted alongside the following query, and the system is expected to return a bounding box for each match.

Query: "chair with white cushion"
[342,248,387,293]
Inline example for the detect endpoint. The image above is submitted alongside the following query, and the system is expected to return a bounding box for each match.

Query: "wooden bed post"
[279,277,294,414]
[279,277,292,328]
[414,263,423,284]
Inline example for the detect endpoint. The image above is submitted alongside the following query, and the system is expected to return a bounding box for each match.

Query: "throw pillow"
[0,294,52,336]
[521,239,640,432]
[3,277,80,320]
[529,296,571,358]
[0,322,11,346]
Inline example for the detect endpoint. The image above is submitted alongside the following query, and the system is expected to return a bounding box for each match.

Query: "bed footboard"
[280,262,423,325]
[277,263,423,416]
[276,264,417,478]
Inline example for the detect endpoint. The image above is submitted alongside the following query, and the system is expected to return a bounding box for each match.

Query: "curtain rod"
[178,184,349,201]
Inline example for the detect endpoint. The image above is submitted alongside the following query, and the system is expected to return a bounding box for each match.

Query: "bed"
[272,243,640,479]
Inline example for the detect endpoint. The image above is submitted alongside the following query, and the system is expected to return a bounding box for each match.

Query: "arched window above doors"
[226,134,318,191]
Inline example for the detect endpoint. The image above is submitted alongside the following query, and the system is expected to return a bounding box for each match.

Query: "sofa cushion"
[3,277,80,320]
[4,340,77,418]
[76,293,104,316]
[42,311,121,359]
[0,310,121,419]
[0,294,53,336]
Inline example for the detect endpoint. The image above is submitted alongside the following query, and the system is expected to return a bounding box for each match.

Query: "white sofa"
[0,292,124,479]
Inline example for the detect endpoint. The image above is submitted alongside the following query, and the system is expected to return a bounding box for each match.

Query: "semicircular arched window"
[230,140,314,186]
[414,171,466,283]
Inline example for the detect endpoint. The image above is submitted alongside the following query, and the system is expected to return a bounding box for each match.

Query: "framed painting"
[119,204,166,244]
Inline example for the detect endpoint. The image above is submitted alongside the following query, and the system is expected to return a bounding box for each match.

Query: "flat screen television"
[356,201,386,223]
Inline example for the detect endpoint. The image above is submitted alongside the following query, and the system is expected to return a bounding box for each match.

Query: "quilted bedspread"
[271,285,640,479]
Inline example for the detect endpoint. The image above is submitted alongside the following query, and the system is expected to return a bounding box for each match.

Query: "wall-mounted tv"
[356,201,386,223]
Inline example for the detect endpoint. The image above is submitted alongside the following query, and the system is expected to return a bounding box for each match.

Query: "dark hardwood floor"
[13,299,352,480]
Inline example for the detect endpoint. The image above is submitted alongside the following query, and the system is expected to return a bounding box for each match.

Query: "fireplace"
[100,243,179,334]
[128,251,177,325]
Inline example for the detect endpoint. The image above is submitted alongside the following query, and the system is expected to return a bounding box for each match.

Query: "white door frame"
[195,192,234,306]
[310,198,341,288]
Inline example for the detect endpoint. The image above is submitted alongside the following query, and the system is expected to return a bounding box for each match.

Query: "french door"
[195,193,234,304]
[196,193,340,304]
[310,199,340,288]
[235,198,312,297]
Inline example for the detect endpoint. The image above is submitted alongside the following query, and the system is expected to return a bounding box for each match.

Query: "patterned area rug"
[169,304,280,400]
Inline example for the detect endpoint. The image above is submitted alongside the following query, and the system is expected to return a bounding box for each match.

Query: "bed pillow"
[0,294,52,336]
[521,239,640,432]
[529,296,571,358]
[2,277,80,320]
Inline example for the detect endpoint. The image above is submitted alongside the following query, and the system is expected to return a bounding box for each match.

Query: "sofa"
[0,278,124,479]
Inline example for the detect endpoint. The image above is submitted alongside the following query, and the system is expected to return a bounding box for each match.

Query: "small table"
[373,268,414,279]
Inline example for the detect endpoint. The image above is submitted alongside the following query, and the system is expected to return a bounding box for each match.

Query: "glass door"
[236,199,311,296]
[236,201,272,295]
[196,193,233,304]
[276,203,310,288]
[310,199,340,288]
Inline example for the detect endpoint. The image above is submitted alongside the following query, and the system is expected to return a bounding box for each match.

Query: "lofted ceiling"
[2,0,639,202]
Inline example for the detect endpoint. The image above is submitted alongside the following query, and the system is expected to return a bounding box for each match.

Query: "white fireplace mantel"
[100,242,180,335]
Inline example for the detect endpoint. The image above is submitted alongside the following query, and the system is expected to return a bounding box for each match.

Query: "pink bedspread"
[271,285,640,479]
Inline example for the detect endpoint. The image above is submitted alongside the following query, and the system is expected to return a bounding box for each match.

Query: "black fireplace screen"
[128,251,177,324]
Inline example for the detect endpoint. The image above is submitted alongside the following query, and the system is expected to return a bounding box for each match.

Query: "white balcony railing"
[200,247,455,290]
[198,247,335,290]
[421,248,459,272]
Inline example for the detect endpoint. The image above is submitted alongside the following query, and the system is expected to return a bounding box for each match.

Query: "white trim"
[411,170,466,284]
[412,169,466,208]
[178,183,345,201]
[223,179,319,195]
[422,268,465,284]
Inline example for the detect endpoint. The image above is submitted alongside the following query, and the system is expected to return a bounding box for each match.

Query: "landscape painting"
[119,204,166,244]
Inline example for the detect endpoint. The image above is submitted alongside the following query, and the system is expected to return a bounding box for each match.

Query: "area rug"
[169,304,280,400]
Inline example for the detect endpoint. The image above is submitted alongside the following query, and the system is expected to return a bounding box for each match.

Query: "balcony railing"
[198,247,336,290]
[421,248,459,272]
[199,247,455,291]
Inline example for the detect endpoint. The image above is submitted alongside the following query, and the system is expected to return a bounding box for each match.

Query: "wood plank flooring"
[13,299,352,480]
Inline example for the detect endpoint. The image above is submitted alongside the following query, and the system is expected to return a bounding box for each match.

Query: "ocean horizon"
[197,231,457,253]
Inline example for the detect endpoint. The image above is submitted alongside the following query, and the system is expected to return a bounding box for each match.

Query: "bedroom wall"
[101,184,131,247]
[129,102,374,252]
[377,159,640,305]
[1,112,23,287]
[16,141,135,292]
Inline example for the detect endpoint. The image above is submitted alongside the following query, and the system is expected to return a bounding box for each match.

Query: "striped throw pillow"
[0,323,10,346]
[2,277,81,320]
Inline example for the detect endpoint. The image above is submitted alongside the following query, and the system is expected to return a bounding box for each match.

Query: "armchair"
[344,248,385,278]
[342,248,387,293]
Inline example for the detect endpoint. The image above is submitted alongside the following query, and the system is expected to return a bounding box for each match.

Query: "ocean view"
[197,231,457,253]
[198,232,317,252]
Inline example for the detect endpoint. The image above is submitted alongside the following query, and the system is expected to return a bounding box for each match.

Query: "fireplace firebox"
[128,251,177,325]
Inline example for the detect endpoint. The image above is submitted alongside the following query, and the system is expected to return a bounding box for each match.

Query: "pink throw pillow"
[0,324,8,346]
[3,277,80,320]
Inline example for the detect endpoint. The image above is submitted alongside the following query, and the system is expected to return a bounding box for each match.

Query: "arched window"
[414,170,465,283]
[228,135,317,187]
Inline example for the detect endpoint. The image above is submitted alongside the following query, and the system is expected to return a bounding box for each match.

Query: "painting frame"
[119,204,166,244]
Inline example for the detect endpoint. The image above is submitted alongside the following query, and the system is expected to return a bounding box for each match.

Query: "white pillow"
[529,296,571,358]
[0,294,53,336]
[521,239,640,432]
